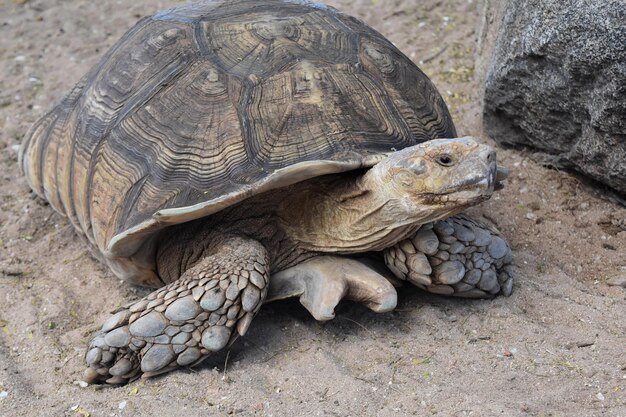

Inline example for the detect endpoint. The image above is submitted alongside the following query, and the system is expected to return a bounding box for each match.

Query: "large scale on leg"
[19,0,515,384]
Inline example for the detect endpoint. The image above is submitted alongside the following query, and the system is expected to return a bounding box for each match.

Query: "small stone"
[201,326,231,351]
[171,332,191,345]
[241,286,261,312]
[129,311,168,337]
[478,269,498,292]
[453,222,475,242]
[249,270,265,288]
[104,327,131,348]
[165,296,202,321]
[475,259,485,269]
[200,287,226,311]
[412,229,439,255]
[109,358,133,376]
[464,269,482,285]
[487,236,509,259]
[73,380,88,388]
[406,252,432,275]
[177,347,202,366]
[141,345,175,372]
[607,275,626,288]
[434,261,465,285]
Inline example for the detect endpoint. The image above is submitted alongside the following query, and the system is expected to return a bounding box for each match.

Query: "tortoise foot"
[267,256,398,321]
[384,214,514,298]
[84,237,269,384]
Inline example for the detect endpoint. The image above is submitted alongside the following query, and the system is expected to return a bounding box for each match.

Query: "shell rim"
[106,154,387,258]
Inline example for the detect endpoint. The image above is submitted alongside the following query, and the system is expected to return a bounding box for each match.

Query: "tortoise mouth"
[432,163,498,198]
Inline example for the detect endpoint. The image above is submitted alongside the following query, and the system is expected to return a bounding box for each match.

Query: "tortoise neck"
[277,173,422,253]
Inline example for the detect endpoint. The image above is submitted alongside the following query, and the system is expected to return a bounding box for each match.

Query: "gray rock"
[165,296,202,321]
[484,0,626,194]
[201,325,231,351]
[141,345,175,372]
[104,327,131,348]
[129,311,167,337]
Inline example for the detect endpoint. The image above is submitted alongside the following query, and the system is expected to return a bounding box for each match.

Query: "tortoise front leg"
[83,236,269,384]
[384,214,514,298]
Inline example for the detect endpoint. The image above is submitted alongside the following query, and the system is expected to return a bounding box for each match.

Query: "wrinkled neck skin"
[277,173,472,253]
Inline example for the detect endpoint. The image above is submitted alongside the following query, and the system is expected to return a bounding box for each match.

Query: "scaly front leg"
[83,236,269,384]
[384,214,513,298]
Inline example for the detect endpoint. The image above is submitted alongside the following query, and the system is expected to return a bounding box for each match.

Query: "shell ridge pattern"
[48,20,154,236]
[87,54,195,249]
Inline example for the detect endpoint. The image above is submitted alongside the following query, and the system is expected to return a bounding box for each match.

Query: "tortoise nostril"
[487,151,496,163]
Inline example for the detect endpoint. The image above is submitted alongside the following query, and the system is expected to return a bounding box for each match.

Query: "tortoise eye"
[436,154,455,167]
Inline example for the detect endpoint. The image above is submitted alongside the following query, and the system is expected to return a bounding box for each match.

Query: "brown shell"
[20,0,456,283]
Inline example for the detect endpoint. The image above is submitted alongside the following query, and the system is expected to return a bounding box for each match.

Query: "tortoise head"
[360,137,501,225]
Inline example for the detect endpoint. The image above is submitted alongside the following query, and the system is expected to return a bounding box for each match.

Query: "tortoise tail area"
[19,80,88,234]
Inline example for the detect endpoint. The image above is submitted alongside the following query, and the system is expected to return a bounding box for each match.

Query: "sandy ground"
[1,0,625,416]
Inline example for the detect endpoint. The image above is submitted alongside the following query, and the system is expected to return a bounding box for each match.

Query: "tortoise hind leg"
[267,256,398,321]
[384,214,514,298]
[83,236,269,384]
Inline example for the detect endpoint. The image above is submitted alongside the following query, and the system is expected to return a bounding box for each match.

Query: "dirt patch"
[1,0,624,416]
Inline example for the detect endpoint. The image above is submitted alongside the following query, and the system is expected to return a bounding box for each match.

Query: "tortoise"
[19,0,513,384]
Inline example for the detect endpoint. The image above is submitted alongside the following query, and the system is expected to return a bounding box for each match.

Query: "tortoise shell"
[20,0,456,285]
